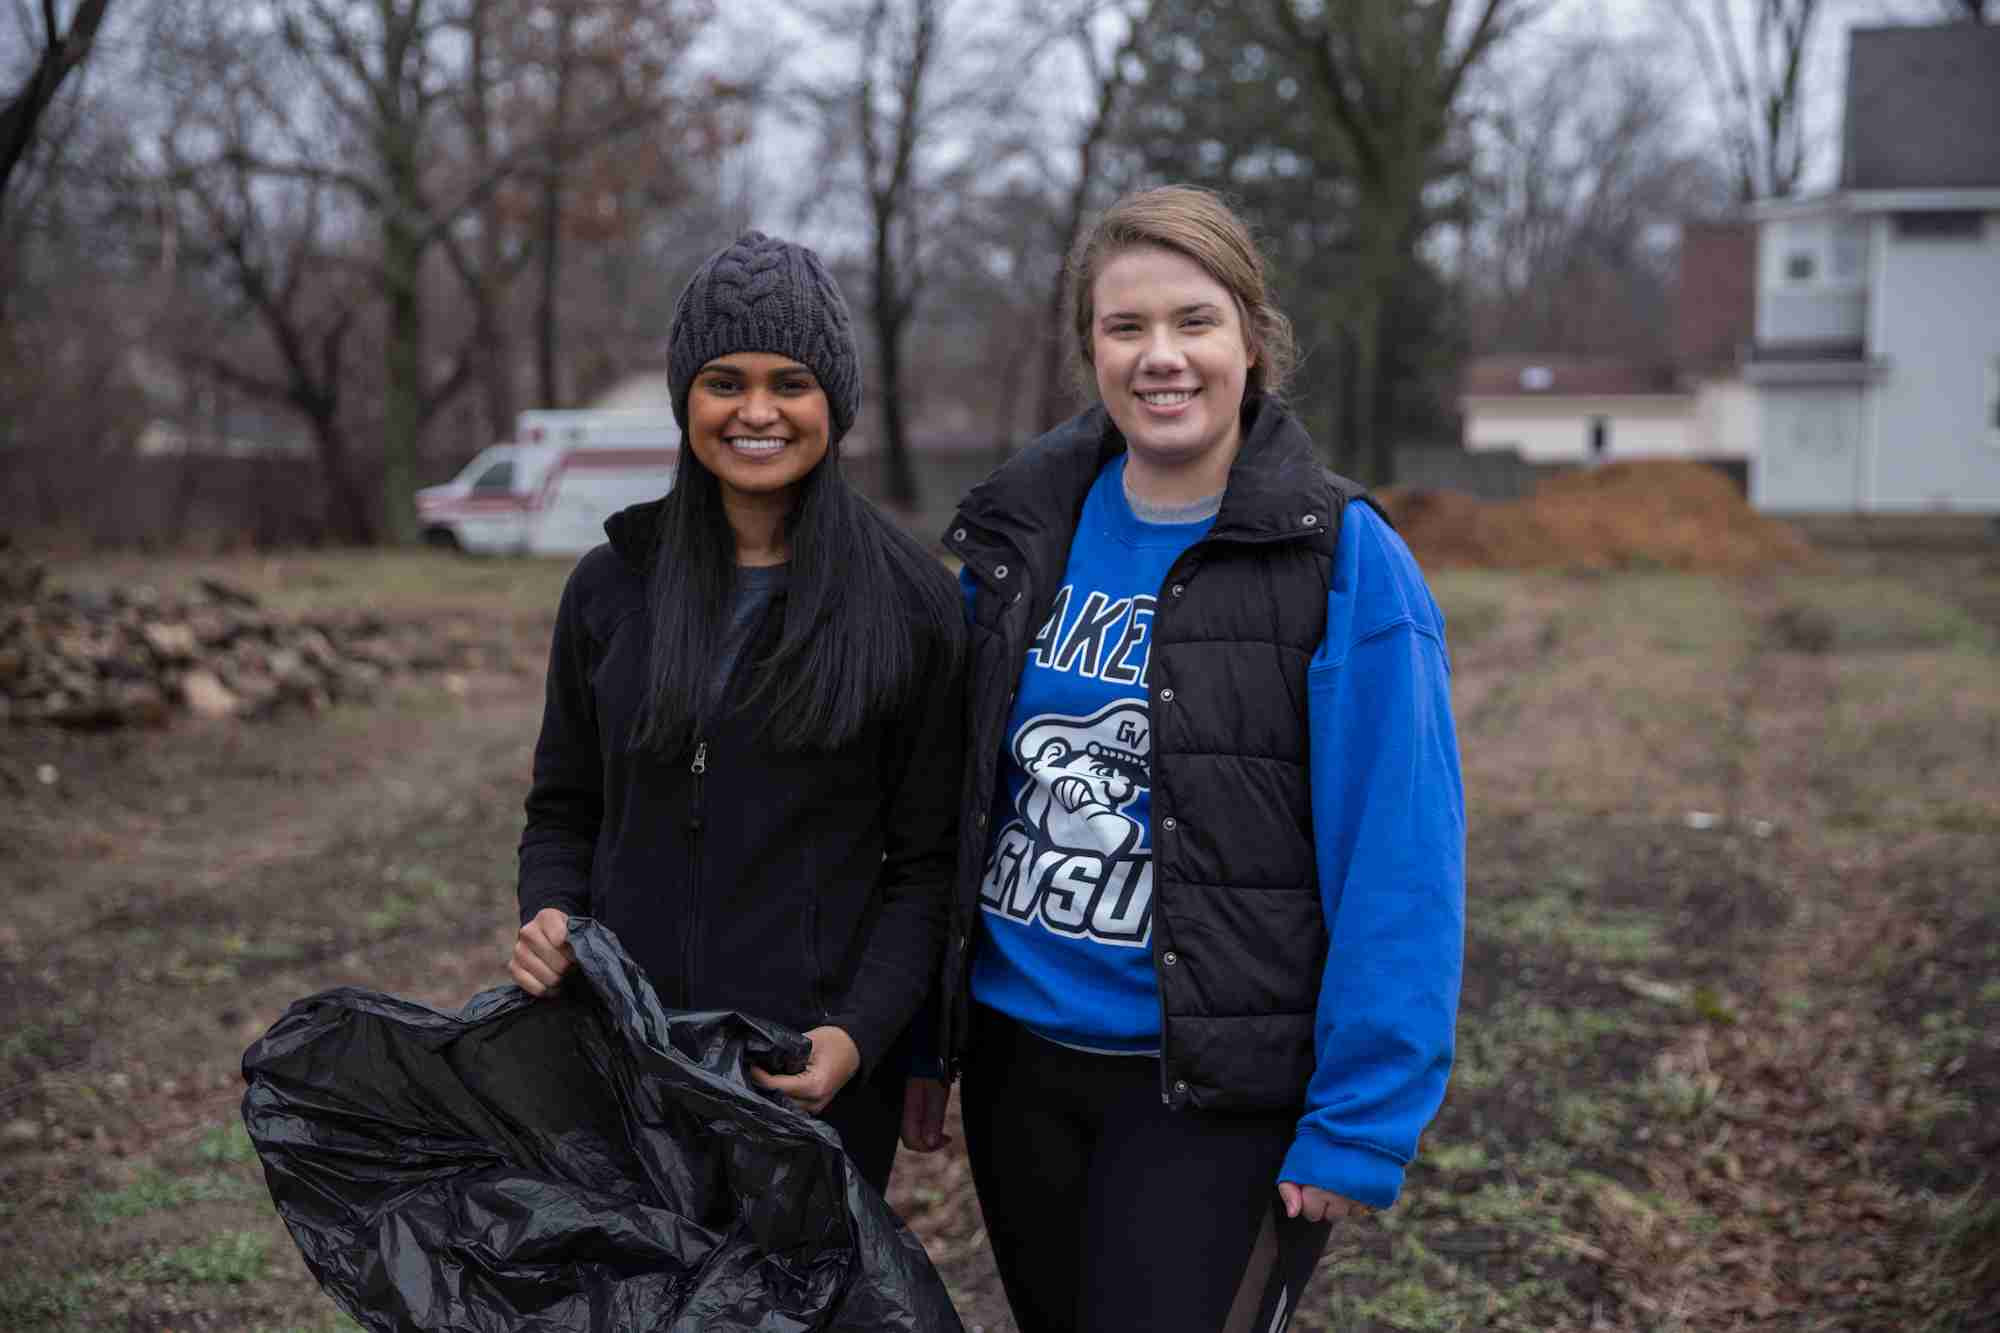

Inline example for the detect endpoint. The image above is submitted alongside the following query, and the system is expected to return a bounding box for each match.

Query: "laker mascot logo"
[978,700,1154,947]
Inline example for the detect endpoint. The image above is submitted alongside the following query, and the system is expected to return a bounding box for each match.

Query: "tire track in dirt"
[1602,578,2000,1328]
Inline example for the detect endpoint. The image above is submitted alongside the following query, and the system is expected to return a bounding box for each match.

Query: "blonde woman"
[906,187,1465,1330]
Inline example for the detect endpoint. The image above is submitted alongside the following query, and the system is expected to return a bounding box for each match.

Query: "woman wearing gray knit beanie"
[509,230,966,1196]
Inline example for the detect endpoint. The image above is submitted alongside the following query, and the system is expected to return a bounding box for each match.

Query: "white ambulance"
[416,410,679,555]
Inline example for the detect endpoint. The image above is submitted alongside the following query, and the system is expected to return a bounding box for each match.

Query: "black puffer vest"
[940,395,1374,1113]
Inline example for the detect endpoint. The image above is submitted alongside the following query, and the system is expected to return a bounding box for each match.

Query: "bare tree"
[1662,0,1821,202]
[159,0,728,542]
[1028,0,1151,434]
[854,0,941,511]
[1465,34,1731,360]
[1256,0,1548,483]
[0,0,114,217]
[451,0,526,438]
[156,45,376,541]
[798,0,1017,511]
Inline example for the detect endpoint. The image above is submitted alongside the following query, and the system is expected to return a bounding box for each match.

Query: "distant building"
[1459,222,1759,473]
[1746,23,2000,513]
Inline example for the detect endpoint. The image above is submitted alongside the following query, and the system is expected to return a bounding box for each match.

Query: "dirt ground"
[2,547,1996,1332]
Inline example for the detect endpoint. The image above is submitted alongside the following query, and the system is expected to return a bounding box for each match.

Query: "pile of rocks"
[1,562,509,728]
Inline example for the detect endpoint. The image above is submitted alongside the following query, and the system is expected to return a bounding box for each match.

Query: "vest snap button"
[1161,816,1177,831]
[994,564,1009,579]
[976,812,987,828]
[1302,513,1319,527]
[1163,951,1178,966]
[1174,1080,1188,1093]
[1171,583,1185,597]
[953,527,967,541]
[1159,687,1174,702]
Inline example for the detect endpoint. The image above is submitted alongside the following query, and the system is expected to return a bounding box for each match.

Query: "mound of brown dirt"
[1379,461,1815,573]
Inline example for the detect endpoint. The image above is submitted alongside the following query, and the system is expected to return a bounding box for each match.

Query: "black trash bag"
[241,917,963,1333]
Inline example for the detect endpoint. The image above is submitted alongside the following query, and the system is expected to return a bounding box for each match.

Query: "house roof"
[1461,356,1682,399]
[1842,24,2000,192]
[1673,221,1757,374]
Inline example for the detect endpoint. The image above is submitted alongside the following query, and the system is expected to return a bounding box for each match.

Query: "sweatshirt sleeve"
[823,592,968,1075]
[517,557,605,925]
[1278,504,1466,1209]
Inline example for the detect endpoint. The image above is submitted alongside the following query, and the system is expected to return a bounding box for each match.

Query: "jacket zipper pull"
[689,740,707,832]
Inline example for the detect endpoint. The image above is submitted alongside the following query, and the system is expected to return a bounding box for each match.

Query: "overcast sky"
[699,0,1965,249]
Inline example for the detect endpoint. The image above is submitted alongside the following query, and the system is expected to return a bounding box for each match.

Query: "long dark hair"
[631,443,961,754]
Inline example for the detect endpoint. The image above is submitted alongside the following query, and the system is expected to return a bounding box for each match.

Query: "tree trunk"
[0,0,114,220]
[536,4,577,410]
[381,217,425,544]
[467,0,516,440]
[873,305,918,511]
[871,190,918,509]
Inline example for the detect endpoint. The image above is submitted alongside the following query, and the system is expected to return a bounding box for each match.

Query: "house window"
[1988,359,2000,449]
[1784,251,1817,282]
[1589,416,1609,459]
[1895,211,1982,241]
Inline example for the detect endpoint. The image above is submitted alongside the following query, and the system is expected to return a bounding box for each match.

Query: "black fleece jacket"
[516,498,965,1072]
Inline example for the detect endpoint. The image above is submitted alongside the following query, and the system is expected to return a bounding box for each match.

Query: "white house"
[1746,23,2000,514]
[1461,357,1695,462]
[1459,222,1760,472]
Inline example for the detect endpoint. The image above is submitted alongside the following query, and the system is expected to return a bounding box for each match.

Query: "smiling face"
[1090,244,1255,480]
[685,352,831,508]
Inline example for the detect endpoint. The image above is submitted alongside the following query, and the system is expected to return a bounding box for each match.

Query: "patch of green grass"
[1915,1182,2000,1329]
[1591,575,1752,657]
[131,1229,272,1285]
[1447,1181,1567,1237]
[1918,1011,1979,1074]
[1553,1092,1623,1149]
[1641,1068,1724,1123]
[1454,1001,1641,1096]
[1351,1274,1476,1331]
[1423,1141,1492,1174]
[1317,1228,1586,1332]
[197,1120,259,1166]
[0,1271,100,1326]
[1773,578,1997,655]
[1484,887,1666,966]
[79,1168,252,1223]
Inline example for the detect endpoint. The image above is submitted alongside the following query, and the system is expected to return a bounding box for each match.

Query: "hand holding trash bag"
[242,917,964,1333]
[751,1025,862,1115]
[508,906,574,996]
[514,907,863,1115]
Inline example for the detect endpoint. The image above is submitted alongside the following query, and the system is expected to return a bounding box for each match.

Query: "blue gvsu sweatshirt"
[965,455,1464,1208]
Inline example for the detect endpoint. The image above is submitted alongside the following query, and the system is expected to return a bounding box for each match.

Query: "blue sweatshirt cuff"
[1278,1130,1408,1211]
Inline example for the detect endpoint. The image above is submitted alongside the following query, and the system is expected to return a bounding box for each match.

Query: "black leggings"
[960,1005,1330,1333]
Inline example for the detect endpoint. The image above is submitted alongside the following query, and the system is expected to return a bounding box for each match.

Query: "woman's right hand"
[509,908,576,996]
[900,1077,952,1152]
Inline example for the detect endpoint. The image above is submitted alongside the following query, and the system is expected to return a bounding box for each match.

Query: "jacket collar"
[604,496,669,573]
[948,393,1331,570]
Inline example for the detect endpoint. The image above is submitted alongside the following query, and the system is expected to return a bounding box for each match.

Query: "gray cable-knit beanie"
[667,231,862,444]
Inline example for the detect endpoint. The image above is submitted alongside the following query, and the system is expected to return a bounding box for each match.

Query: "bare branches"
[1664,0,1820,201]
[1248,0,1545,481]
[0,0,114,213]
